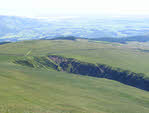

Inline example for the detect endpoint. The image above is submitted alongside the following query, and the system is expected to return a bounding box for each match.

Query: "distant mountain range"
[0,15,149,42]
[0,15,52,42]
[90,35,149,44]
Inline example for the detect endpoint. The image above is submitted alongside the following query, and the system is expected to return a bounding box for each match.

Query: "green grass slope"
[0,40,149,112]
[0,39,149,75]
[0,55,149,113]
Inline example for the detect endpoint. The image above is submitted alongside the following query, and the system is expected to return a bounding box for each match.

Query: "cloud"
[0,0,149,16]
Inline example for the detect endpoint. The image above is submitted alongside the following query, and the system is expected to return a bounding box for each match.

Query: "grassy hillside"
[1,39,149,75]
[0,40,149,112]
[0,55,149,113]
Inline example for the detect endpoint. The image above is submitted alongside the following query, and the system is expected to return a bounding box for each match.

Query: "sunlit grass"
[0,40,149,112]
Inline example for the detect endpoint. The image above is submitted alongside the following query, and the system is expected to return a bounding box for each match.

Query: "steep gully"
[15,55,149,91]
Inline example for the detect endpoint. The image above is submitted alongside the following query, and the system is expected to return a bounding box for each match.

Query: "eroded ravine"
[14,55,149,91]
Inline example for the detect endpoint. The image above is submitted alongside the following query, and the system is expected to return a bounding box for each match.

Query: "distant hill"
[0,42,10,45]
[90,35,149,43]
[1,15,149,42]
[0,15,52,42]
[42,36,84,41]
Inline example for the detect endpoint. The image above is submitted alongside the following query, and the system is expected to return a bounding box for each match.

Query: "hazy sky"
[0,0,149,17]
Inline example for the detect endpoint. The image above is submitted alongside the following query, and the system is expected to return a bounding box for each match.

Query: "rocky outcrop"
[48,55,149,91]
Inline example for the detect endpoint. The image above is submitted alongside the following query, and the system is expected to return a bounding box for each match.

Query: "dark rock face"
[48,55,103,76]
[48,55,149,91]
